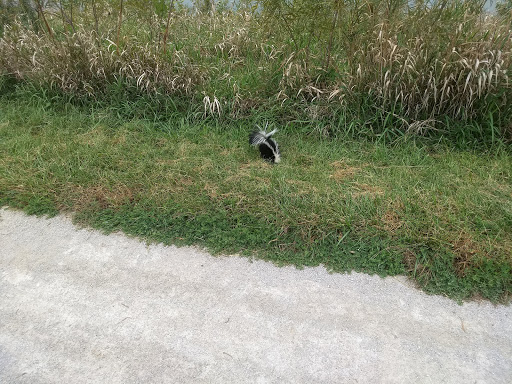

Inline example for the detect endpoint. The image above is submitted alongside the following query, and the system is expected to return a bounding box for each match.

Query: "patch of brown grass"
[155,137,168,147]
[329,160,361,182]
[403,249,417,273]
[224,162,272,185]
[193,159,214,174]
[70,184,140,211]
[285,179,318,195]
[330,168,359,181]
[203,183,218,200]
[350,182,385,198]
[75,126,108,146]
[377,201,404,234]
[451,233,480,277]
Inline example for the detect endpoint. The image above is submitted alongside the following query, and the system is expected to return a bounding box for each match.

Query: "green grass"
[1,92,511,303]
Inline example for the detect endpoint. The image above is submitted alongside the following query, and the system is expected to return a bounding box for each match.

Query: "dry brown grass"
[285,179,319,196]
[69,184,140,211]
[377,201,405,234]
[403,249,419,274]
[0,18,204,97]
[329,160,360,182]
[352,19,511,129]
[350,182,385,198]
[1,3,510,135]
[451,233,484,277]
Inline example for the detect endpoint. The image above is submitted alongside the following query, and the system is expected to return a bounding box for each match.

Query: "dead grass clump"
[403,249,418,274]
[330,168,358,182]
[285,179,318,195]
[451,233,481,277]
[377,201,404,234]
[71,184,139,211]
[145,176,196,200]
[351,183,385,198]
[329,161,360,182]
[203,183,218,200]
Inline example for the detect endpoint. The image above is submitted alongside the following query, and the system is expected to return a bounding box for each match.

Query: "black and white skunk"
[249,123,281,164]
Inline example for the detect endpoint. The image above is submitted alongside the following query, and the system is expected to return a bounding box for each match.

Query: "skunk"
[249,123,281,163]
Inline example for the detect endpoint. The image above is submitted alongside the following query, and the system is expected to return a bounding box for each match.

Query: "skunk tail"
[249,126,277,147]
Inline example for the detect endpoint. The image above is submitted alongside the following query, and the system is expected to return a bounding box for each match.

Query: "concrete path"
[0,208,511,384]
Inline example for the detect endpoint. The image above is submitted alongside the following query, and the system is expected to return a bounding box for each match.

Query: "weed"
[0,1,511,142]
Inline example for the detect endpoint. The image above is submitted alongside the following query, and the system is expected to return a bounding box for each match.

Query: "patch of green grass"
[1,95,511,303]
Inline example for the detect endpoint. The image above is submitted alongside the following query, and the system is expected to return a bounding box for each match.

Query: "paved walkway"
[1,208,511,383]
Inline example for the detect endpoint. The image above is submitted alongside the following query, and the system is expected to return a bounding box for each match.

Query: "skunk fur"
[249,123,281,163]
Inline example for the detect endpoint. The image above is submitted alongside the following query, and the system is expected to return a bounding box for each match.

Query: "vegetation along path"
[1,97,511,302]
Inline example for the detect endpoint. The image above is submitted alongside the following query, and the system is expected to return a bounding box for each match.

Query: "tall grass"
[0,0,511,141]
